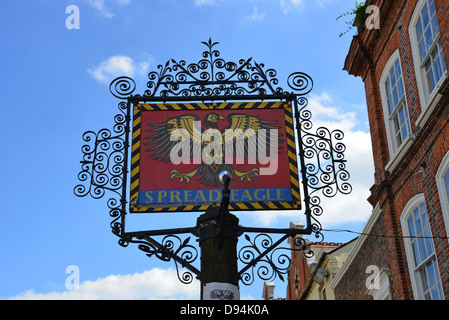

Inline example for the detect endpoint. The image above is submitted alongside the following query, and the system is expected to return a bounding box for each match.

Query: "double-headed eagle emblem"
[143,112,283,187]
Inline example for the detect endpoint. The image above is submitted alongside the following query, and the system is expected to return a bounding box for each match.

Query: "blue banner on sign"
[139,188,293,205]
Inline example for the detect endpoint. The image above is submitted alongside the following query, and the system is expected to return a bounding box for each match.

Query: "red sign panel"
[130,101,300,213]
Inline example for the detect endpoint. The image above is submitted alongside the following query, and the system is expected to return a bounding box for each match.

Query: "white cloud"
[246,7,265,21]
[9,268,200,300]
[280,0,336,13]
[88,55,151,84]
[314,0,336,9]
[195,0,216,6]
[87,0,131,18]
[280,0,305,13]
[247,92,374,228]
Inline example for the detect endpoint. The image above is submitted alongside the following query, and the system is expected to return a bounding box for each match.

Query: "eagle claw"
[235,168,259,182]
[170,169,197,183]
[170,170,191,183]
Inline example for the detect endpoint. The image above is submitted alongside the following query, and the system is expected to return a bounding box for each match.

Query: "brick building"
[338,0,449,299]
[285,222,347,300]
[299,239,356,300]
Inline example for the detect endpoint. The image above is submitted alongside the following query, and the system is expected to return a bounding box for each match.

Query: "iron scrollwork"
[142,38,308,99]
[74,39,352,289]
[238,233,312,286]
[135,235,200,284]
[74,105,128,200]
[74,93,131,244]
[292,90,352,241]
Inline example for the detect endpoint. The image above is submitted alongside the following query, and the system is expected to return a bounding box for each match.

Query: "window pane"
[388,95,394,115]
[412,241,421,265]
[422,2,430,28]
[442,54,447,73]
[416,17,423,41]
[395,133,402,148]
[395,60,402,79]
[429,0,436,16]
[408,215,416,236]
[414,207,423,235]
[393,87,399,106]
[418,238,427,262]
[429,66,436,89]
[427,260,437,288]
[425,59,436,89]
[393,116,403,147]
[390,67,396,85]
[437,283,444,299]
[399,107,406,125]
[440,44,446,71]
[428,260,443,300]
[399,107,409,141]
[401,124,409,142]
[432,16,439,36]
[433,51,443,83]
[393,115,400,133]
[419,39,427,62]
[425,229,434,254]
[420,267,429,292]
[386,76,391,95]
[420,202,428,228]
[398,77,405,98]
[431,286,441,300]
[424,27,433,52]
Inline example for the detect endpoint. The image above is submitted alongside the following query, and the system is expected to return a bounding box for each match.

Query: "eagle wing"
[223,113,284,162]
[142,114,202,164]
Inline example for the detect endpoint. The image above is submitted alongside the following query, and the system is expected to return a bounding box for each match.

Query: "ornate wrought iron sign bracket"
[74,39,351,289]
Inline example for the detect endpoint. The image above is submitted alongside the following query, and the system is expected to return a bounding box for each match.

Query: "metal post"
[197,172,241,300]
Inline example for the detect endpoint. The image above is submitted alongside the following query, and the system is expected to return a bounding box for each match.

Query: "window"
[410,0,447,111]
[385,58,411,149]
[435,151,449,239]
[401,194,444,300]
[380,51,412,161]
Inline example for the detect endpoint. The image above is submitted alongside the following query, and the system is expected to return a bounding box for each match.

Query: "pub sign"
[130,101,301,213]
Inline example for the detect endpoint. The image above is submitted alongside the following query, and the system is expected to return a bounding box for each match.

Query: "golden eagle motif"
[143,112,283,187]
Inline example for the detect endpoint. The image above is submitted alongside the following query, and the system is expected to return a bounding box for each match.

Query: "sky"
[0,0,374,300]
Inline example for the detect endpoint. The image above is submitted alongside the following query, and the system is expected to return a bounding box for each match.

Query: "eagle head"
[204,113,224,129]
[206,113,224,122]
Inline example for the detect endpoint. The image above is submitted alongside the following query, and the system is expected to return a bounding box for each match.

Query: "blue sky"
[0,0,374,300]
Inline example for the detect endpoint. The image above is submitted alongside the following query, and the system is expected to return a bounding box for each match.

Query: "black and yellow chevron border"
[129,101,301,213]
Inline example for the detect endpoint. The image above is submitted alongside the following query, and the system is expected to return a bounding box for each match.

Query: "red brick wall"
[286,239,311,300]
[342,0,449,299]
[334,218,389,300]
[287,242,342,300]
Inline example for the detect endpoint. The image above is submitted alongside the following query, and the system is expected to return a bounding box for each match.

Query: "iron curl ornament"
[74,39,352,288]
[134,235,200,285]
[141,38,313,99]
[238,233,312,286]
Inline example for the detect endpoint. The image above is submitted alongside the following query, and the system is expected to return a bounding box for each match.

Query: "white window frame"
[400,194,444,300]
[435,151,449,239]
[379,50,414,171]
[409,0,447,127]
